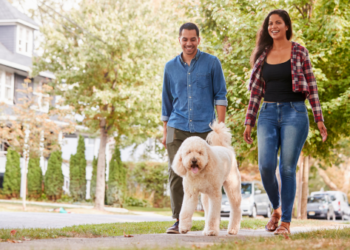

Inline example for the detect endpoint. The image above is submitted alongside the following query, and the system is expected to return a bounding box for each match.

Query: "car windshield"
[308,196,326,203]
[241,183,252,195]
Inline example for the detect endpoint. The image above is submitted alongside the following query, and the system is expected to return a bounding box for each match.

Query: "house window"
[0,71,14,104]
[17,25,32,56]
[32,82,49,112]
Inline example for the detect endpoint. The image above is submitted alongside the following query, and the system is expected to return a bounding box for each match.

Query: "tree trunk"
[316,165,338,191]
[94,119,108,210]
[342,160,350,194]
[297,154,304,219]
[300,156,309,220]
[22,156,27,211]
[293,156,303,219]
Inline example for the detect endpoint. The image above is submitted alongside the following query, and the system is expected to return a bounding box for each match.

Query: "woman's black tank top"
[262,59,305,102]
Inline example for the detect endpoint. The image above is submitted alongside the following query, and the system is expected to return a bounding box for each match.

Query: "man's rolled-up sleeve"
[161,66,173,121]
[212,57,228,106]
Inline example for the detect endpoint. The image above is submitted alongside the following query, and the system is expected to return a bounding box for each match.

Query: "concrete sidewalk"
[1,225,349,250]
[0,199,128,213]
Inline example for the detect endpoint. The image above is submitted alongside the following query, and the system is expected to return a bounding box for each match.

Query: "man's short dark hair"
[179,23,199,37]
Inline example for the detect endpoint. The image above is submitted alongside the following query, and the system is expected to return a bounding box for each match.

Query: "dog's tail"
[206,121,232,149]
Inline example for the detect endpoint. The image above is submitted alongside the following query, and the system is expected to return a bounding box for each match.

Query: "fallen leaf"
[10,230,17,236]
[123,232,134,238]
[7,239,22,243]
[22,237,31,241]
[191,245,201,249]
[283,234,290,240]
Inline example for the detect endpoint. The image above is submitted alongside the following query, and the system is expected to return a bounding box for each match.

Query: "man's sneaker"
[166,221,180,234]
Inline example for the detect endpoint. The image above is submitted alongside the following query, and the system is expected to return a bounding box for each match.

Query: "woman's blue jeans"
[257,101,309,222]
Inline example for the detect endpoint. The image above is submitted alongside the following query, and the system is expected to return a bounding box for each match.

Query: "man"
[161,22,228,234]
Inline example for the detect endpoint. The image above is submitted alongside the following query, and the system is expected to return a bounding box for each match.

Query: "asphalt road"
[0,212,176,229]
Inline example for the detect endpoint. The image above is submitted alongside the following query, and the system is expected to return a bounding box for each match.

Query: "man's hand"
[317,121,327,142]
[162,122,168,149]
[243,125,253,144]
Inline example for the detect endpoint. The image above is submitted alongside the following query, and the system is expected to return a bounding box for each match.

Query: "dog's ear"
[172,148,187,177]
[204,145,214,171]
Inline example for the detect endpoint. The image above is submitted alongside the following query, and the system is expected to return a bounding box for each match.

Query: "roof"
[0,0,39,29]
[0,42,32,71]
[0,43,55,79]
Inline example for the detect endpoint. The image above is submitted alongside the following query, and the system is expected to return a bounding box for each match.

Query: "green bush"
[69,136,87,201]
[27,157,43,198]
[124,196,149,207]
[90,156,98,201]
[3,148,21,198]
[128,162,169,208]
[56,194,73,203]
[38,193,48,201]
[44,151,64,201]
[106,147,126,206]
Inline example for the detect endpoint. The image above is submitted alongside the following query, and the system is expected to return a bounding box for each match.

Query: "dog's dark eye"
[188,150,191,154]
[198,151,202,155]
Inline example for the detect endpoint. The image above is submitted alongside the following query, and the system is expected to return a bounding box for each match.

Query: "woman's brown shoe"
[274,222,291,235]
[265,212,281,232]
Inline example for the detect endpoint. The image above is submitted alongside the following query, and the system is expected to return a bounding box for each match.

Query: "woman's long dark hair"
[250,9,293,68]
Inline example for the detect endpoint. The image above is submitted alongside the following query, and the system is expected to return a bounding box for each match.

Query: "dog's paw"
[202,229,219,236]
[227,227,239,235]
[179,226,190,234]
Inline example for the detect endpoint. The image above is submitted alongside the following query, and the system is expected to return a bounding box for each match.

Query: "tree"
[1,81,75,209]
[2,148,21,198]
[27,157,43,198]
[34,0,179,210]
[44,151,64,200]
[90,156,98,201]
[69,136,87,201]
[106,147,126,206]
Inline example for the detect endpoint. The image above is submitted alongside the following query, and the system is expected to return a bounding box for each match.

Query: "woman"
[243,9,327,235]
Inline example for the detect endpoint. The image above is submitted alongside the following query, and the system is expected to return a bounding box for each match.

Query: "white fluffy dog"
[172,121,241,236]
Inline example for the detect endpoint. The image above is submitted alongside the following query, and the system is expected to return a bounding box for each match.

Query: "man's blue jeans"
[257,101,309,222]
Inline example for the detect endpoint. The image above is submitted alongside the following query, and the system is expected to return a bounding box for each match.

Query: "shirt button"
[190,109,192,110]
[190,120,192,122]
[189,97,191,98]
[189,85,191,86]
[188,73,190,75]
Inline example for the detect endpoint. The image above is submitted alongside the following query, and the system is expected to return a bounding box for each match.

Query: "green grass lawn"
[1,217,344,242]
[124,206,172,212]
[1,221,350,250]
[0,219,268,241]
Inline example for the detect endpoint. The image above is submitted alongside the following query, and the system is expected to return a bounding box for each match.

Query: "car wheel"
[263,206,271,218]
[249,205,257,218]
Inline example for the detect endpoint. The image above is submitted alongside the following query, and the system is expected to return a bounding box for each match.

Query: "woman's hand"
[244,125,253,144]
[317,121,327,142]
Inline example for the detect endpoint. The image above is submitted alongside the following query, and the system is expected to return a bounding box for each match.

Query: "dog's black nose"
[191,158,197,164]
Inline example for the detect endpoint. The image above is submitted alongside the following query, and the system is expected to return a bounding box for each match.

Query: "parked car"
[307,194,335,220]
[221,181,271,218]
[311,191,350,220]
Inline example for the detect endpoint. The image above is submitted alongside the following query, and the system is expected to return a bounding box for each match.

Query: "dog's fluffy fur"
[172,121,241,236]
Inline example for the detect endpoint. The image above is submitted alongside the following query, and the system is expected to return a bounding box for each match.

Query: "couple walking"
[161,9,327,235]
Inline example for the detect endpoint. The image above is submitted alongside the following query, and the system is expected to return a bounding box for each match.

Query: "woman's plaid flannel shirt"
[245,41,324,127]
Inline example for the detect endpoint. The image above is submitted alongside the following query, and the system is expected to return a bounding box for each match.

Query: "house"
[0,0,164,199]
[0,0,103,198]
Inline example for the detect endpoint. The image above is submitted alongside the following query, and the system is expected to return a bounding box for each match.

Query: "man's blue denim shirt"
[161,49,227,133]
